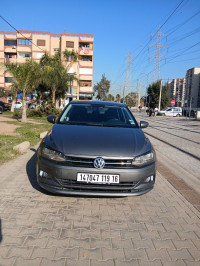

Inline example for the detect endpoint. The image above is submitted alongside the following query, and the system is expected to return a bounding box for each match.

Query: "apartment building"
[0,30,94,102]
[185,67,200,111]
[167,78,186,107]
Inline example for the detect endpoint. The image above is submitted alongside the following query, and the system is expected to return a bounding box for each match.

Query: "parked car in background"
[28,103,36,109]
[37,101,156,197]
[0,106,3,114]
[14,102,22,110]
[0,101,11,111]
[158,107,182,117]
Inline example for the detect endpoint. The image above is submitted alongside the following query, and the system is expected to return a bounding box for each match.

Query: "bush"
[13,110,22,118]
[38,103,61,117]
[13,105,62,119]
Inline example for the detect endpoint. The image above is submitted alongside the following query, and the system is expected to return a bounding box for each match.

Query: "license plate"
[77,173,120,184]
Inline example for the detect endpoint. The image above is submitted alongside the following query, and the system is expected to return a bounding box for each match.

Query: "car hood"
[45,124,152,158]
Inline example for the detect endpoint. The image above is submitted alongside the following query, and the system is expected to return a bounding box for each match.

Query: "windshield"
[58,103,138,128]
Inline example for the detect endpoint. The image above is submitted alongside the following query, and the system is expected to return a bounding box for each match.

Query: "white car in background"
[14,102,22,110]
[158,107,182,117]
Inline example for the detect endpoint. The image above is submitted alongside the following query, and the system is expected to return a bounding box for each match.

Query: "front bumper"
[37,155,156,197]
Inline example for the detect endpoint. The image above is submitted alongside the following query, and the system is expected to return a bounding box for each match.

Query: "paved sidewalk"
[0,149,200,265]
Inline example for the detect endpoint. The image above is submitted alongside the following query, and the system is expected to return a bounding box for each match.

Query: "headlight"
[41,147,66,162]
[132,151,155,166]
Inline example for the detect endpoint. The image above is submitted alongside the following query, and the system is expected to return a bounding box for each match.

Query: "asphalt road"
[0,113,200,265]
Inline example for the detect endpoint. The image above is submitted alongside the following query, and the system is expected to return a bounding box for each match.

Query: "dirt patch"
[0,122,21,136]
[0,115,21,136]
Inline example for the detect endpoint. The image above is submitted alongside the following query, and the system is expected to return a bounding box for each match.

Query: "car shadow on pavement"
[26,150,54,196]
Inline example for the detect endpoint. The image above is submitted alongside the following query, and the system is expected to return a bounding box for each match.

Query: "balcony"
[4,58,17,64]
[79,86,93,93]
[4,46,17,53]
[79,61,93,68]
[78,47,93,56]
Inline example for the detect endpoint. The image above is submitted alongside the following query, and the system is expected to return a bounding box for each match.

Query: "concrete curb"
[13,141,30,153]
[40,131,48,139]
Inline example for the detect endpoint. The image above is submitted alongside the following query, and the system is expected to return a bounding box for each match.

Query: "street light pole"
[77,62,79,101]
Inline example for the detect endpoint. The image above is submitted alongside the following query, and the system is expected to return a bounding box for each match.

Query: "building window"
[37,39,46,46]
[18,52,32,58]
[80,80,92,87]
[17,39,32,45]
[79,42,90,48]
[5,77,14,83]
[4,40,17,46]
[4,53,17,58]
[80,56,92,61]
[53,48,60,52]
[66,41,74,48]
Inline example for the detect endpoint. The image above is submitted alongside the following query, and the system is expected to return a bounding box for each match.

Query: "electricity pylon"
[123,52,132,103]
[149,26,167,83]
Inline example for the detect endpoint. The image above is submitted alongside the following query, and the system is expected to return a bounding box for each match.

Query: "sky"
[1,0,200,97]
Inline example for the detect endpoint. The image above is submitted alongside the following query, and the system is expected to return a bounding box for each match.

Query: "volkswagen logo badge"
[94,157,105,169]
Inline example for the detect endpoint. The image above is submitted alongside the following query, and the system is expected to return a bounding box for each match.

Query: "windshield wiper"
[59,121,104,126]
[80,123,104,127]
[103,124,133,128]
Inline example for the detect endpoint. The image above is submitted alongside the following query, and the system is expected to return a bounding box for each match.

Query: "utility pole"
[136,79,141,109]
[158,79,162,111]
[149,26,167,83]
[77,62,80,100]
[123,52,132,103]
[136,79,139,108]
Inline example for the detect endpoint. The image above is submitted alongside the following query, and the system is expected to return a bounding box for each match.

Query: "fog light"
[39,170,48,178]
[145,175,154,182]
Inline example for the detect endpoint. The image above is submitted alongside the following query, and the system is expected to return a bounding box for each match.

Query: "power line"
[0,15,45,51]
[133,0,185,62]
[166,9,200,37]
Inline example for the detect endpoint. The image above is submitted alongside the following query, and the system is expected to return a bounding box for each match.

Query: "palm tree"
[6,60,40,122]
[10,83,19,112]
[63,49,78,63]
[40,49,78,105]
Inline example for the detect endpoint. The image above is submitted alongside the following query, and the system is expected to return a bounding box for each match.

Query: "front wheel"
[162,113,165,116]
[176,114,180,117]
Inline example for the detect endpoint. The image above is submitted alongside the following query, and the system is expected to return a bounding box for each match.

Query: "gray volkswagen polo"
[37,101,156,196]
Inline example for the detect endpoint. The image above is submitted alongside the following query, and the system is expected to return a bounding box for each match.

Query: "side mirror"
[140,121,149,128]
[47,115,56,124]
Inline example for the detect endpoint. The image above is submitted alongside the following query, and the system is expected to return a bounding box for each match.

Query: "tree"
[147,81,170,109]
[125,92,137,107]
[40,50,78,105]
[116,94,121,103]
[9,83,19,112]
[6,60,40,122]
[0,87,8,99]
[107,94,114,101]
[93,74,110,100]
[161,83,170,109]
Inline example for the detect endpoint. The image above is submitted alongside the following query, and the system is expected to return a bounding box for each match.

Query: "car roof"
[69,100,126,107]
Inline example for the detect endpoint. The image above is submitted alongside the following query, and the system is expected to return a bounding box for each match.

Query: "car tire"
[176,114,180,117]
[162,114,165,116]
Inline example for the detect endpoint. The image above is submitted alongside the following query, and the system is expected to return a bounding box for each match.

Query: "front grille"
[57,178,139,191]
[64,156,133,169]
